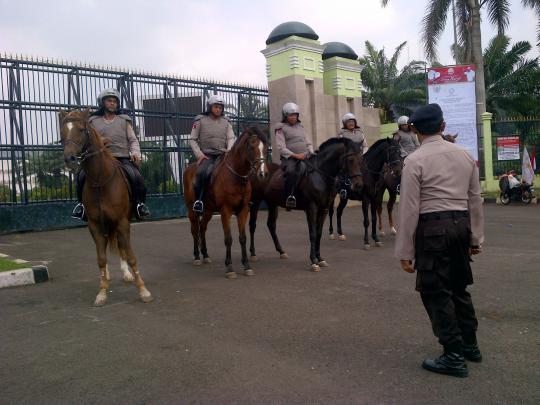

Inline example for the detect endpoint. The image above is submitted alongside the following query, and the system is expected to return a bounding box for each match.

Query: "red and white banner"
[496,136,520,161]
[427,65,478,161]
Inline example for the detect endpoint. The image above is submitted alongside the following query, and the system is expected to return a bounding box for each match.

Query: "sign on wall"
[496,136,520,160]
[427,65,478,161]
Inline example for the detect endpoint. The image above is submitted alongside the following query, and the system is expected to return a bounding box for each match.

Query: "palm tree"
[360,41,427,123]
[381,0,540,126]
[483,35,540,117]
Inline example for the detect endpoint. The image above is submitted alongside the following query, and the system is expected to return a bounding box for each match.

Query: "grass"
[0,257,29,272]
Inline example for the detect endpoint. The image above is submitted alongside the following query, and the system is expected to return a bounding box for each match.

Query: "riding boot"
[193,180,204,214]
[193,157,215,214]
[284,161,298,210]
[71,171,87,221]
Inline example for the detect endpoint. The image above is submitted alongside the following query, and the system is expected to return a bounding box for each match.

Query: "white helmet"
[341,113,358,127]
[97,88,120,107]
[282,102,300,118]
[397,116,409,126]
[207,94,225,109]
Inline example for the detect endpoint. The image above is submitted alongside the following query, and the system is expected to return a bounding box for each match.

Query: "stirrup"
[339,189,348,200]
[136,203,150,218]
[193,200,204,214]
[286,195,296,209]
[71,203,85,220]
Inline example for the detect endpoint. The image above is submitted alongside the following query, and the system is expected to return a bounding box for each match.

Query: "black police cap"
[409,103,444,135]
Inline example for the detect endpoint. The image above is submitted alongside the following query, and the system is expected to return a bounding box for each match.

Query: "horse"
[183,127,268,279]
[248,137,364,271]
[328,138,401,249]
[59,109,153,306]
[375,160,403,237]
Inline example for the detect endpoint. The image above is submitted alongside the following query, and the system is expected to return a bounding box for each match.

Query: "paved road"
[0,204,538,404]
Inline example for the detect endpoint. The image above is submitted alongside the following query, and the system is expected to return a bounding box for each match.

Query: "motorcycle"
[499,176,535,204]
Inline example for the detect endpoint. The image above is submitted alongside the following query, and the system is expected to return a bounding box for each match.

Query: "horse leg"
[377,192,385,237]
[117,220,152,303]
[89,224,109,306]
[305,205,320,272]
[221,208,236,279]
[328,200,335,240]
[189,210,202,265]
[237,204,253,276]
[249,200,260,260]
[200,210,213,263]
[336,197,348,240]
[267,204,287,258]
[120,258,134,282]
[316,207,328,267]
[371,200,382,247]
[362,199,370,249]
[388,191,397,235]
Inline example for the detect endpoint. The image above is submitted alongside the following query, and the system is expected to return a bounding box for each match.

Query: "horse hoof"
[203,257,212,264]
[225,271,237,280]
[338,234,347,241]
[391,227,397,235]
[280,253,289,259]
[193,259,202,266]
[94,293,107,307]
[364,244,371,250]
[311,264,321,272]
[250,255,258,262]
[375,241,383,247]
[318,260,329,267]
[140,292,154,303]
[123,273,135,283]
[379,231,386,238]
[244,269,255,276]
[329,233,335,240]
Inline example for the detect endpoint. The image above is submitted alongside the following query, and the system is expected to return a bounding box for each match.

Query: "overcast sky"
[1,0,538,86]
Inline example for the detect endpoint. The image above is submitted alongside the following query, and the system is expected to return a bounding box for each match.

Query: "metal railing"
[0,54,269,204]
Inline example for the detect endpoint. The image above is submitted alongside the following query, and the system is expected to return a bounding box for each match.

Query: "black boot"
[193,200,204,214]
[71,203,87,221]
[422,347,468,378]
[136,203,150,219]
[462,335,482,362]
[339,189,348,200]
[285,194,296,210]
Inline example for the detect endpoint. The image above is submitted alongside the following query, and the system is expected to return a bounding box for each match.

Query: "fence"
[491,118,540,176]
[0,55,269,232]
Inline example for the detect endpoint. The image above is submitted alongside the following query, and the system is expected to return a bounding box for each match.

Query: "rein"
[225,134,266,184]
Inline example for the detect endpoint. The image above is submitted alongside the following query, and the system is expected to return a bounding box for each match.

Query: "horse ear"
[58,109,67,125]
[83,107,91,118]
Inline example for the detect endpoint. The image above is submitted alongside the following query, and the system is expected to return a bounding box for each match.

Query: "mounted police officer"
[393,115,420,158]
[189,94,235,214]
[395,103,484,378]
[72,88,150,220]
[337,113,367,153]
[275,102,313,209]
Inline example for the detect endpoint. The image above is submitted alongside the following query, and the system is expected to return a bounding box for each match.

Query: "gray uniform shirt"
[275,122,313,159]
[394,129,420,157]
[337,128,368,153]
[394,135,484,261]
[189,115,235,159]
[89,115,140,158]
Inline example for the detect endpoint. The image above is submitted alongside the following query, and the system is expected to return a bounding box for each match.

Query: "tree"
[360,41,427,123]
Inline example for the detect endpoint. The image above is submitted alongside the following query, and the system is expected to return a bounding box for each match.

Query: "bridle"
[61,117,106,166]
[225,133,267,183]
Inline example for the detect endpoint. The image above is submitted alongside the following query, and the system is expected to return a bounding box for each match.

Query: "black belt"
[419,210,469,221]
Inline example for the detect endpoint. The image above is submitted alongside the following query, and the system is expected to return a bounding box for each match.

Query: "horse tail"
[107,230,126,259]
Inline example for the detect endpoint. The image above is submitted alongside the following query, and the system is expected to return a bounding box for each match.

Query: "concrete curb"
[0,264,49,289]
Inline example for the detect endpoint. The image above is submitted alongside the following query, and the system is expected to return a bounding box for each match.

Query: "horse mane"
[233,126,268,147]
[318,137,352,151]
[364,138,396,158]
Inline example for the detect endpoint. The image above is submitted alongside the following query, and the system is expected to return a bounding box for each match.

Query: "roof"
[266,21,319,45]
[322,42,358,60]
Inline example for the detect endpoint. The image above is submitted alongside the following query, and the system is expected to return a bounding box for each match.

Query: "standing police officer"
[393,115,420,158]
[72,88,150,220]
[275,102,313,209]
[394,104,484,378]
[189,95,235,214]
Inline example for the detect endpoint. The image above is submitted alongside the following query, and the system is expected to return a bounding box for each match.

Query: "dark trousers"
[76,158,146,204]
[194,154,221,200]
[415,212,479,349]
[281,158,304,198]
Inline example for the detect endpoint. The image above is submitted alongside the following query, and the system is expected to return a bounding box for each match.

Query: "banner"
[496,136,520,160]
[427,65,478,160]
[522,147,534,184]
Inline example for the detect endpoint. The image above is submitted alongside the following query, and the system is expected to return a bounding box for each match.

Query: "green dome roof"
[266,21,319,45]
[322,42,358,60]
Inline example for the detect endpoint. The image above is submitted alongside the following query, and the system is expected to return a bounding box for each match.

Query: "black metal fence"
[491,118,540,176]
[0,55,269,205]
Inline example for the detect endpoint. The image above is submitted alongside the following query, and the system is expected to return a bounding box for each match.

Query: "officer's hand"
[197,155,209,165]
[296,153,306,160]
[131,153,142,166]
[469,246,481,255]
[400,260,415,273]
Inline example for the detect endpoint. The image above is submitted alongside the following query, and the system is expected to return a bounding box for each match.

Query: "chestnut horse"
[248,137,364,271]
[59,109,152,306]
[183,127,268,279]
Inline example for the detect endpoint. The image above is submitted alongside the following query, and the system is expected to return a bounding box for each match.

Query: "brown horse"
[59,109,152,306]
[183,127,268,279]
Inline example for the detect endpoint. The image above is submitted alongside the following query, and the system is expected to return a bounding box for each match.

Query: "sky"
[1,0,538,86]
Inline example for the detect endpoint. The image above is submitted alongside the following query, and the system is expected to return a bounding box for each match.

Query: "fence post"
[481,112,497,192]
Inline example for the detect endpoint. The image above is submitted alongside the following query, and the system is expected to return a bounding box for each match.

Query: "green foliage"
[0,184,13,203]
[139,147,176,194]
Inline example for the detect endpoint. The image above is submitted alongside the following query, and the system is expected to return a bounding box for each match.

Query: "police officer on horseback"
[337,113,367,153]
[393,115,420,158]
[275,102,313,209]
[72,88,150,220]
[189,94,235,214]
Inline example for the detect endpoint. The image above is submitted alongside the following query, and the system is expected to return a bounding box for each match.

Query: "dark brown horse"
[59,109,152,306]
[183,127,268,279]
[249,137,364,271]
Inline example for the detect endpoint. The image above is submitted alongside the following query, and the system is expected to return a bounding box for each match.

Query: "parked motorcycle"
[499,176,535,204]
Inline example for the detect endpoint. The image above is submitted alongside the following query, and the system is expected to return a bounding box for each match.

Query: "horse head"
[236,126,269,180]
[58,108,93,172]
[443,133,458,143]
[317,138,364,192]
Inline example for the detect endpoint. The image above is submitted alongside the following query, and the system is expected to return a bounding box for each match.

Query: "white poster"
[427,65,478,161]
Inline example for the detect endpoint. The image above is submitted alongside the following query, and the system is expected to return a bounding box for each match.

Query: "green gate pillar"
[482,112,498,192]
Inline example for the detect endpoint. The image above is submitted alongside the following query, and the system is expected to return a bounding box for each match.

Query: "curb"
[0,264,49,289]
